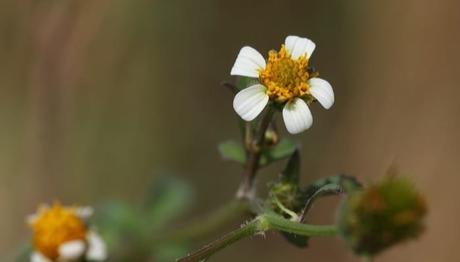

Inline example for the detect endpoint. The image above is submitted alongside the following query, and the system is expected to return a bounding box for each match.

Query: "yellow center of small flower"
[30,204,87,260]
[259,45,314,103]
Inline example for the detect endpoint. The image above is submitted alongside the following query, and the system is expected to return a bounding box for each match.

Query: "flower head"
[231,35,334,134]
[28,203,107,262]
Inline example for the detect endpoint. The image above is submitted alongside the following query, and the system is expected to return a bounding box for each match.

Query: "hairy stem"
[176,219,260,262]
[261,213,337,237]
[176,213,337,262]
[160,200,250,243]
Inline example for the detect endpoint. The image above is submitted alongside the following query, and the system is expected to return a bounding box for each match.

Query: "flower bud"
[338,176,427,256]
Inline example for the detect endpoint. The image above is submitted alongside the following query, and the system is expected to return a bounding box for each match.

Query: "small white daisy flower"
[28,203,107,262]
[231,35,334,134]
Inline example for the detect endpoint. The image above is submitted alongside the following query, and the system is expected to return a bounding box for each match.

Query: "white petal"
[75,206,93,220]
[285,35,316,59]
[233,84,269,121]
[282,98,313,134]
[31,252,52,262]
[58,240,86,260]
[26,214,38,225]
[308,78,334,109]
[230,46,266,77]
[86,231,107,261]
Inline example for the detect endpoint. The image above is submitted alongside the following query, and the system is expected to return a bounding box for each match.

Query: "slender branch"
[176,219,260,262]
[261,213,337,237]
[159,200,250,243]
[236,106,275,199]
[176,214,337,262]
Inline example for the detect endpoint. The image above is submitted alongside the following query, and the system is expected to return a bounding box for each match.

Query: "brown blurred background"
[1,0,460,261]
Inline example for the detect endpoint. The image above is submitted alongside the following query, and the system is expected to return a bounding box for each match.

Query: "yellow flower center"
[259,45,315,103]
[30,204,87,260]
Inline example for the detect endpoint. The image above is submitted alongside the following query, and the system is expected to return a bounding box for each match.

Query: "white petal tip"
[285,35,316,59]
[308,78,335,109]
[230,46,265,78]
[58,240,86,260]
[31,252,52,262]
[233,84,269,121]
[86,231,108,261]
[282,98,313,134]
[75,206,94,219]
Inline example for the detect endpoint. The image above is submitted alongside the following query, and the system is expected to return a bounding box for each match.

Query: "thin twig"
[176,219,260,262]
[158,200,250,243]
[176,214,337,262]
[236,106,275,200]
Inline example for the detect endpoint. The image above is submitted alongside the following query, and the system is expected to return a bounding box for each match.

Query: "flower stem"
[261,212,338,237]
[159,200,250,243]
[176,213,337,262]
[176,219,261,262]
[236,106,275,199]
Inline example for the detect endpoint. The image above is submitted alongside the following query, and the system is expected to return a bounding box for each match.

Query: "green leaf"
[277,149,300,184]
[153,242,191,262]
[145,175,194,230]
[260,138,297,167]
[272,150,306,248]
[11,244,31,262]
[218,140,245,164]
[93,201,142,252]
[281,232,309,248]
[236,76,259,90]
[218,138,296,167]
[299,175,363,221]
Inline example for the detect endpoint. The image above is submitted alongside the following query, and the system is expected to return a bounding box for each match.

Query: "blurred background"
[1,0,460,261]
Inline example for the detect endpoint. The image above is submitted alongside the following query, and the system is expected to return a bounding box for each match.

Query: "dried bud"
[338,176,427,256]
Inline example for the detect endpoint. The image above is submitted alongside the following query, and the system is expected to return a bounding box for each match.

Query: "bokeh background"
[1,0,460,261]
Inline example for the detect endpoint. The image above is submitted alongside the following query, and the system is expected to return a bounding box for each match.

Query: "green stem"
[176,213,337,262]
[159,200,250,243]
[261,213,338,236]
[176,219,261,262]
[236,107,275,199]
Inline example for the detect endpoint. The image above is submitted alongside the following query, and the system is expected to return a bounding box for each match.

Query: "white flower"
[231,35,334,134]
[28,203,107,262]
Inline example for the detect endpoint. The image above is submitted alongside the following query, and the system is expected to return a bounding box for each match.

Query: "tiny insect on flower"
[27,203,107,262]
[231,35,334,134]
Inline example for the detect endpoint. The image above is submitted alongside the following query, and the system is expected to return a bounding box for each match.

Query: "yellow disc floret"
[30,203,87,260]
[259,45,315,103]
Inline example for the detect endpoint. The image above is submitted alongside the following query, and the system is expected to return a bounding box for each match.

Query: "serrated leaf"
[260,138,297,167]
[218,140,245,164]
[145,175,194,230]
